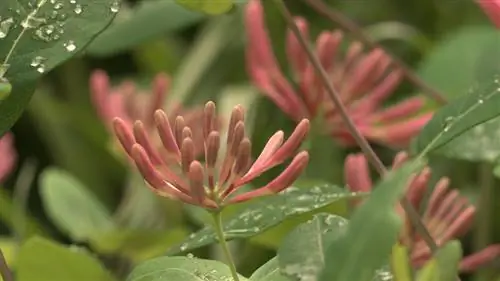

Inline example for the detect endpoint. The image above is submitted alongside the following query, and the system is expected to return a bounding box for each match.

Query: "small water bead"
[110,1,120,13]
[0,77,12,101]
[64,40,76,52]
[443,116,455,132]
[186,253,194,258]
[30,56,46,67]
[22,16,46,29]
[74,5,83,15]
[0,18,14,38]
[53,2,64,10]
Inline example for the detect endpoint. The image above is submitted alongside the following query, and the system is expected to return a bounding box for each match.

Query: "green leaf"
[168,183,361,254]
[413,29,500,162]
[417,26,498,99]
[175,0,234,15]
[432,117,500,162]
[17,237,116,281]
[0,187,43,237]
[90,228,188,263]
[411,76,500,157]
[29,91,125,203]
[126,256,248,281]
[0,0,118,136]
[87,0,204,56]
[278,213,348,281]
[319,160,424,281]
[250,257,291,281]
[39,168,116,241]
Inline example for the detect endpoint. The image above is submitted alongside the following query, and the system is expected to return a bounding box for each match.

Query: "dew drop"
[64,40,76,52]
[0,77,12,101]
[110,1,120,13]
[180,243,188,251]
[186,253,194,258]
[22,16,46,29]
[478,99,484,104]
[443,116,454,132]
[0,18,14,39]
[30,56,45,67]
[74,4,83,15]
[54,2,64,10]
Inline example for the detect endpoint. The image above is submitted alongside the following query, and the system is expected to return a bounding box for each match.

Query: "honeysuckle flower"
[345,152,500,272]
[113,101,310,209]
[477,0,500,28]
[0,133,16,183]
[90,69,209,160]
[245,0,432,148]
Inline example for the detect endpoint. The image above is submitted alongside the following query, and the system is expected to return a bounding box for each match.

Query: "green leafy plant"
[1,0,500,281]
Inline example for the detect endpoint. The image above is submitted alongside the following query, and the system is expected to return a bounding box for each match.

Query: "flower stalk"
[272,0,440,258]
[212,211,240,281]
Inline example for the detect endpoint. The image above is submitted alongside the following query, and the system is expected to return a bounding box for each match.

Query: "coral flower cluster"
[0,133,16,183]
[245,0,432,148]
[113,101,310,208]
[90,70,208,159]
[345,151,500,272]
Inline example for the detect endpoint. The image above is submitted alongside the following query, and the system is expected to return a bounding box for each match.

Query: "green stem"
[474,163,494,281]
[211,211,240,281]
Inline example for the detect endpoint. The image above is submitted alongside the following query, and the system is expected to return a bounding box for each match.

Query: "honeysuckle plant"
[245,0,433,148]
[345,151,500,273]
[2,0,500,281]
[90,69,211,161]
[113,101,310,280]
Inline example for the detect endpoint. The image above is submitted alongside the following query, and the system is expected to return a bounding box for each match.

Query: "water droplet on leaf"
[64,40,76,52]
[0,78,12,101]
[0,18,14,38]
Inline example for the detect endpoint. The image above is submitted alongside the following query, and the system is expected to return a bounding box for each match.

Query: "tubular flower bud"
[344,151,500,272]
[245,0,432,148]
[113,101,310,209]
[90,69,214,161]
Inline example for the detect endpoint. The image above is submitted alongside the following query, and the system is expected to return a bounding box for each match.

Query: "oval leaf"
[278,213,348,281]
[126,256,248,281]
[0,0,118,135]
[17,236,116,281]
[417,26,498,99]
[250,257,291,281]
[39,168,116,241]
[87,0,203,56]
[175,0,234,15]
[167,183,362,254]
[319,160,424,281]
[412,76,500,156]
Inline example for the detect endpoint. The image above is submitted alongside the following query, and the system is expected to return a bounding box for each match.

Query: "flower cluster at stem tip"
[245,0,433,148]
[113,101,310,209]
[345,151,500,272]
